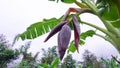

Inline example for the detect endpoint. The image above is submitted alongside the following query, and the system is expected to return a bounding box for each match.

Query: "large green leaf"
[97,0,119,21]
[19,14,81,40]
[50,57,59,68]
[39,63,49,68]
[68,41,76,53]
[79,39,85,45]
[103,2,118,21]
[80,30,95,40]
[97,0,120,28]
[111,19,120,28]
[19,17,62,40]
[61,0,76,4]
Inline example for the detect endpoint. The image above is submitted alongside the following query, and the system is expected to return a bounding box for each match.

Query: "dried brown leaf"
[44,21,67,42]
[72,15,80,52]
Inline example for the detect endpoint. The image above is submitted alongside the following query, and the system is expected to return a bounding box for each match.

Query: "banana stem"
[100,18,120,38]
[75,1,88,8]
[81,21,120,52]
[95,33,116,46]
[80,21,113,37]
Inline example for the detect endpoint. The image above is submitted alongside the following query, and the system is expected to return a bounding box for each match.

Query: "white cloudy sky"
[0,0,119,60]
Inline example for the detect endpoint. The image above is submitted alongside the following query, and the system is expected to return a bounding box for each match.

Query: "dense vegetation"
[0,34,120,68]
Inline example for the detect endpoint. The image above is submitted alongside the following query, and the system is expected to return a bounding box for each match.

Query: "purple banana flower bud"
[58,24,71,60]
[44,21,67,42]
[72,15,80,53]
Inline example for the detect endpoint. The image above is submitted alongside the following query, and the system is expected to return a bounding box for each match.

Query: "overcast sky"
[0,0,119,60]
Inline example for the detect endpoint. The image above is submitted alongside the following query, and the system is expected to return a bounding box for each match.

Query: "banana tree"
[19,0,120,60]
